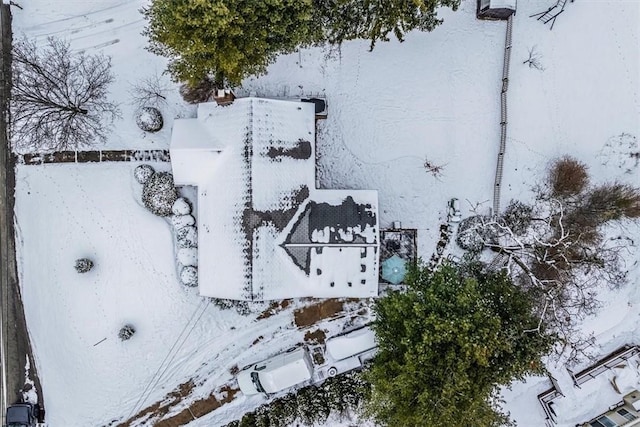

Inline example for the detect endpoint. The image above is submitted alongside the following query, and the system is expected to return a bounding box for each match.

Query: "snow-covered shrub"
[172,197,191,216]
[500,200,533,235]
[135,106,163,132]
[180,265,198,287]
[134,164,155,184]
[74,258,94,273]
[177,247,197,267]
[142,172,178,217]
[212,298,252,316]
[455,215,497,252]
[177,225,197,248]
[267,395,297,427]
[171,214,195,229]
[118,324,136,341]
[296,386,330,425]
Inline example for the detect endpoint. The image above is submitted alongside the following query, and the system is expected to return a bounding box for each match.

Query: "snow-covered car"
[324,326,377,377]
[237,347,314,396]
[448,198,462,223]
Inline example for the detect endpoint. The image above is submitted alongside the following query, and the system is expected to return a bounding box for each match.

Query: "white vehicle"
[325,326,377,377]
[237,347,314,396]
[448,197,462,223]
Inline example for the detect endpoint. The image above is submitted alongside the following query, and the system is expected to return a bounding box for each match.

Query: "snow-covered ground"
[10,0,639,425]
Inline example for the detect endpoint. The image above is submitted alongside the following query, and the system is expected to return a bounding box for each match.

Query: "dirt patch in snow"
[294,299,345,328]
[112,380,195,427]
[256,299,292,320]
[113,382,238,427]
[153,385,239,426]
[304,329,327,344]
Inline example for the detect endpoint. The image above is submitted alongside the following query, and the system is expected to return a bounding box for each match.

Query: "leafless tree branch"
[523,45,545,71]
[10,36,120,152]
[128,71,170,109]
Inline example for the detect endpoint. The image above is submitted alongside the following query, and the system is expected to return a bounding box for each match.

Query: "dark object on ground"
[5,401,42,426]
[118,324,136,341]
[74,258,94,273]
[301,98,326,115]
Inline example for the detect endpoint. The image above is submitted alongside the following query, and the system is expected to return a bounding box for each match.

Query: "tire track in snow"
[23,1,137,32]
[69,19,143,42]
[30,18,115,39]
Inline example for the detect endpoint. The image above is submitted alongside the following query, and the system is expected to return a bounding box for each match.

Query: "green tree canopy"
[142,0,320,86]
[314,0,460,49]
[366,263,554,427]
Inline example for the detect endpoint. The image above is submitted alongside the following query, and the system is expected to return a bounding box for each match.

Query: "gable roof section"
[170,97,379,300]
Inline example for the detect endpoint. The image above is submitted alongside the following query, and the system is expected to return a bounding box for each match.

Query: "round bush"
[135,107,163,132]
[118,324,136,341]
[142,172,178,217]
[180,266,198,287]
[172,198,192,216]
[177,225,197,248]
[455,215,497,252]
[171,214,195,229]
[74,258,94,273]
[177,247,198,267]
[134,164,155,184]
[548,156,589,197]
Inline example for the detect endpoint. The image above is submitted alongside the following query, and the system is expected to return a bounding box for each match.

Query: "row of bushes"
[135,164,199,288]
[226,370,369,427]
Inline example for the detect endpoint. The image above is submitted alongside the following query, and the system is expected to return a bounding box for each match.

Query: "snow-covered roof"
[480,0,516,9]
[256,348,313,394]
[326,326,377,361]
[170,97,380,300]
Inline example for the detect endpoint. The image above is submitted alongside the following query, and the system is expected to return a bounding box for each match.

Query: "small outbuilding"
[477,0,516,20]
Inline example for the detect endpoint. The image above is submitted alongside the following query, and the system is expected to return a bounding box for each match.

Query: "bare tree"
[523,45,545,71]
[11,37,120,151]
[128,71,170,109]
[457,159,640,364]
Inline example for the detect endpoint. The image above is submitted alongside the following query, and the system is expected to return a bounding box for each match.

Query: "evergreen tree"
[143,0,321,86]
[365,263,553,427]
[315,0,460,50]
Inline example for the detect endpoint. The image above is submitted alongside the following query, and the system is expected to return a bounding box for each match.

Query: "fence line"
[493,14,513,215]
[14,149,171,165]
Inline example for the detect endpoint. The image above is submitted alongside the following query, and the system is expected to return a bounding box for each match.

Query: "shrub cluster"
[135,166,199,288]
[171,198,199,287]
[211,298,252,316]
[226,369,369,427]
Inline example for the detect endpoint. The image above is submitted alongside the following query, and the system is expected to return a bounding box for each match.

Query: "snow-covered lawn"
[10,0,639,426]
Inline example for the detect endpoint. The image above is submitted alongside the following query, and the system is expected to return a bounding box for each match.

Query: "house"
[476,0,516,20]
[538,345,640,427]
[580,390,640,427]
[170,97,379,301]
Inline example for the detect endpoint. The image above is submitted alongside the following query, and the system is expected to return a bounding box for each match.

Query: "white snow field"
[10,0,639,426]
